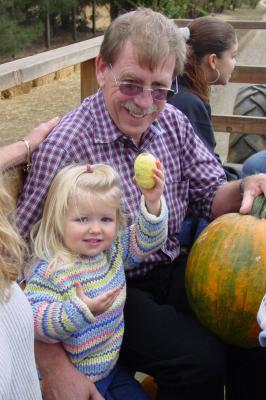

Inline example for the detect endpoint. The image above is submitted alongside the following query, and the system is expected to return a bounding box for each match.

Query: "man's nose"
[134,88,154,108]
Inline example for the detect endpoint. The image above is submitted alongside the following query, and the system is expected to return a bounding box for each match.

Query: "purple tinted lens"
[119,83,142,96]
[119,82,172,100]
[153,89,168,100]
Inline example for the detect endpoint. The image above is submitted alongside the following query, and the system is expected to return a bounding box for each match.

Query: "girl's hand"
[74,282,122,316]
[135,159,165,216]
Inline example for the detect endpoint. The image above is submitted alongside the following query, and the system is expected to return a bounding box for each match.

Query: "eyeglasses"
[109,64,178,101]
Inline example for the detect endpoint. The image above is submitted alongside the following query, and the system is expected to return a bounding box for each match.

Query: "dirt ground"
[0,4,265,155]
[0,73,81,145]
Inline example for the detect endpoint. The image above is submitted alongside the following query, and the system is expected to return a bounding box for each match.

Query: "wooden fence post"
[80,58,98,100]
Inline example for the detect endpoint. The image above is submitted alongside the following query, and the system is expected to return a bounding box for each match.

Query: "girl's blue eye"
[102,217,113,222]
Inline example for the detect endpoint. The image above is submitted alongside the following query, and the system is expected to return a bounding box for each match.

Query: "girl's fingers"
[155,158,161,168]
[74,282,84,297]
[107,287,121,298]
[155,159,164,172]
[104,287,121,304]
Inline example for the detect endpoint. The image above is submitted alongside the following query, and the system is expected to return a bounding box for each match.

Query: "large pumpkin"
[185,195,266,348]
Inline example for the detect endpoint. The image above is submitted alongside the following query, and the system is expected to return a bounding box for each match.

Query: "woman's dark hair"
[181,16,237,101]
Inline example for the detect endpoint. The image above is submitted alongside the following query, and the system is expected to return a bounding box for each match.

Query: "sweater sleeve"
[122,195,168,269]
[24,265,96,343]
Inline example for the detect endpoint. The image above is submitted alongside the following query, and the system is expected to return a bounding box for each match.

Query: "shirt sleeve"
[24,264,96,343]
[184,126,226,218]
[171,109,227,219]
[121,195,168,269]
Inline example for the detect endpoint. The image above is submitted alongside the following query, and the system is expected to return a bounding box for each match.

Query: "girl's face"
[63,194,117,258]
[214,40,238,85]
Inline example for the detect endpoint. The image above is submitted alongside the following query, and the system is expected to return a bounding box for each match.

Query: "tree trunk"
[72,6,77,41]
[110,1,120,21]
[45,11,51,48]
[92,0,96,34]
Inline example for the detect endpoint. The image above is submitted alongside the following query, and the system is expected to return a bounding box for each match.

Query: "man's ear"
[96,55,107,88]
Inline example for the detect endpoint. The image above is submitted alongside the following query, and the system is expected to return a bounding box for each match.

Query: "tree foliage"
[0,0,43,57]
[0,0,86,56]
[0,0,261,58]
[110,0,260,19]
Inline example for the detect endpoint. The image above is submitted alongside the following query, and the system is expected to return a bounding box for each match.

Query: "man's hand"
[240,173,266,214]
[212,173,266,217]
[36,341,104,400]
[41,368,104,400]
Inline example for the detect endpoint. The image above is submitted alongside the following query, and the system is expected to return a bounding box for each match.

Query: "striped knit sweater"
[25,195,168,382]
[0,283,42,400]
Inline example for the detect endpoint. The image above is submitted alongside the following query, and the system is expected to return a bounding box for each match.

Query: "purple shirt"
[17,90,226,278]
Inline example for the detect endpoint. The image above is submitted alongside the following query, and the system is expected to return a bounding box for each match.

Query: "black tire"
[227,84,266,164]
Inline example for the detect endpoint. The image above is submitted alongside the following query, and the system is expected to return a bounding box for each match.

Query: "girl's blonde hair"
[31,163,125,271]
[0,173,26,302]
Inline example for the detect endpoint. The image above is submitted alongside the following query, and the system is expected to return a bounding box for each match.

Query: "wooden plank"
[175,19,266,29]
[231,65,266,84]
[212,115,266,135]
[0,35,103,91]
[81,59,98,100]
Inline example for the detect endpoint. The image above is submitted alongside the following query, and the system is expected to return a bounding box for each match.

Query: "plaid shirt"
[17,90,226,278]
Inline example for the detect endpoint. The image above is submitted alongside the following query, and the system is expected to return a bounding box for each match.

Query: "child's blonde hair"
[0,173,26,302]
[31,163,125,270]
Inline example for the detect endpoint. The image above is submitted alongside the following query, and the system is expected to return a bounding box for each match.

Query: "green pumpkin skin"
[185,211,266,348]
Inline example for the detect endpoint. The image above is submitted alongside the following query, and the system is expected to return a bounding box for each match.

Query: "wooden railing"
[0,19,265,136]
[0,35,103,100]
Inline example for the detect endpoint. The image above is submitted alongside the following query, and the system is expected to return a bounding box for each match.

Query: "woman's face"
[214,40,238,85]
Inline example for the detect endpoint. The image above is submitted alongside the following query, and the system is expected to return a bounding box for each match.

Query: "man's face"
[96,41,175,145]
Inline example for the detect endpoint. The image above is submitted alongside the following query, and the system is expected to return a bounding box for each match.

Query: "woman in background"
[168,17,240,249]
[169,16,240,181]
[0,117,102,400]
[0,118,58,399]
[0,168,42,400]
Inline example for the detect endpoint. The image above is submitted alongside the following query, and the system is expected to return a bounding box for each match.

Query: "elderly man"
[17,8,266,400]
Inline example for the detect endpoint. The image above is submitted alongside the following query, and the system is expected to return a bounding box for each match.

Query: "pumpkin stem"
[251,195,266,219]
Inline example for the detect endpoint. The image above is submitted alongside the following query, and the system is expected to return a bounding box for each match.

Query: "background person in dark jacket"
[168,17,242,248]
[168,16,240,182]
